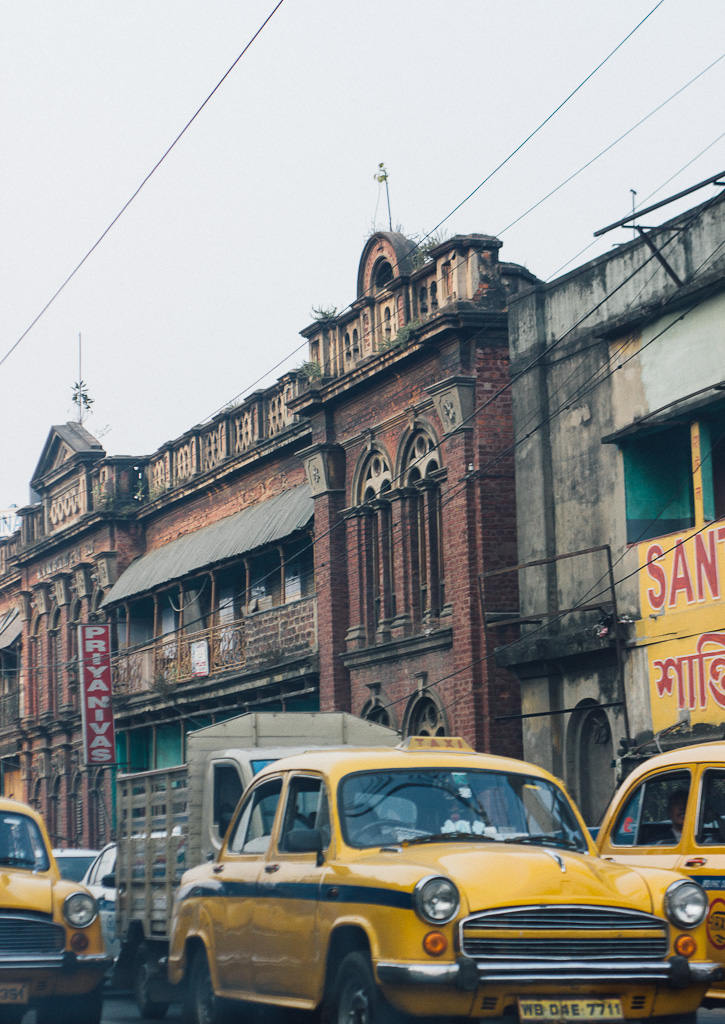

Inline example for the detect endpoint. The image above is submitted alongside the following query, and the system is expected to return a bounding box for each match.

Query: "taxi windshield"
[339,768,587,852]
[0,811,50,871]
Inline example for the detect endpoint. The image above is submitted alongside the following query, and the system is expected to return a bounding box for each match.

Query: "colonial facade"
[0,230,533,847]
[502,187,725,824]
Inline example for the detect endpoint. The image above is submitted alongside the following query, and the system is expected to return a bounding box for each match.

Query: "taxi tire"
[330,951,400,1024]
[183,948,233,1024]
[134,942,170,1020]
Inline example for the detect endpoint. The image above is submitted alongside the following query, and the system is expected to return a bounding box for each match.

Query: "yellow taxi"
[168,737,722,1024]
[0,797,109,1024]
[596,740,725,1009]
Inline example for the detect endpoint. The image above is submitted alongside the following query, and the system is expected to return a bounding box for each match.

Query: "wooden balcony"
[111,596,317,697]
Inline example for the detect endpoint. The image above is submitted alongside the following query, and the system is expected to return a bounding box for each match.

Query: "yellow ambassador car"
[0,797,109,1024]
[168,738,722,1024]
[596,741,725,1009]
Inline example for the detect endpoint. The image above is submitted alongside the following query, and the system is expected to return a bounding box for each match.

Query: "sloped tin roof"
[102,484,313,606]
[0,609,21,650]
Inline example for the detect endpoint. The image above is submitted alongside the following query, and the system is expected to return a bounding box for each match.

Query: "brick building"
[0,229,533,847]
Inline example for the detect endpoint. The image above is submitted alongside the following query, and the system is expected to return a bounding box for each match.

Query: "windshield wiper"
[404,832,498,846]
[503,834,581,851]
[0,856,37,869]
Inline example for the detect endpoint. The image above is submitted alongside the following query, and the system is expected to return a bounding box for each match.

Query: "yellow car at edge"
[169,737,722,1024]
[596,740,725,1010]
[0,796,109,1024]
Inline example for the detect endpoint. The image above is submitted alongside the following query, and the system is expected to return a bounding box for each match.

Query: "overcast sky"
[2,0,724,510]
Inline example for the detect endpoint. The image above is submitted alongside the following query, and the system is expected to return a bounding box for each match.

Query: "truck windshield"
[339,768,587,852]
[0,812,50,871]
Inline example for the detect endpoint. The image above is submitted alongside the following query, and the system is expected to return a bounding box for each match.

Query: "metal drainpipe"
[606,545,631,744]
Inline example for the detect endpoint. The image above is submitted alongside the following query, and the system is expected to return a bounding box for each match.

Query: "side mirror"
[285,828,325,865]
[101,873,116,888]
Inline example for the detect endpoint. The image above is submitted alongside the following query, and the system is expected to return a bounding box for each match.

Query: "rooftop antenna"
[72,332,93,425]
[374,163,392,231]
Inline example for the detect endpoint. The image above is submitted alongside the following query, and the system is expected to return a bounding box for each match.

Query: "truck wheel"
[330,951,399,1024]
[183,948,232,1024]
[37,984,103,1024]
[134,943,170,1020]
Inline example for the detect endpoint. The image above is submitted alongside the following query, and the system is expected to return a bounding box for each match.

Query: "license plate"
[518,997,624,1021]
[0,985,28,1005]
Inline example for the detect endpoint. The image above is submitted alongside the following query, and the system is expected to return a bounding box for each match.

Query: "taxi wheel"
[184,948,233,1024]
[331,951,399,1024]
[134,942,170,1019]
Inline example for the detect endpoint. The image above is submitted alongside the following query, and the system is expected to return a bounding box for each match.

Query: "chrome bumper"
[376,956,724,991]
[0,952,111,974]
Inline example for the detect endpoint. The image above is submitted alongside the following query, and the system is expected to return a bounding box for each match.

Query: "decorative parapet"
[143,374,301,502]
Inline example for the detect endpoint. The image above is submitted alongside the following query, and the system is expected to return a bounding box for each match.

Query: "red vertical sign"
[78,624,117,765]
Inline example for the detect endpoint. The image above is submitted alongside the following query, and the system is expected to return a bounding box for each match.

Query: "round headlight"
[63,892,98,929]
[413,876,460,925]
[664,880,708,929]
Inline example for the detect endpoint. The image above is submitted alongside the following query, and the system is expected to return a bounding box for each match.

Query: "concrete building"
[501,186,725,824]
[0,229,533,846]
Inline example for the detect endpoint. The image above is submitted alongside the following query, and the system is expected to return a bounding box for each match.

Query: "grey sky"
[2,0,724,508]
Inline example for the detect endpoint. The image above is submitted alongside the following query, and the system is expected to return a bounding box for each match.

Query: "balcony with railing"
[112,596,317,697]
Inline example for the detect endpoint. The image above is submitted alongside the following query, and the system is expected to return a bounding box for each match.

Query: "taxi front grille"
[461,905,669,962]
[0,915,65,956]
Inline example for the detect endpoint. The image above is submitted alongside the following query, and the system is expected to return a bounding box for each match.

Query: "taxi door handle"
[212,864,225,874]
[264,864,280,874]
[685,857,708,867]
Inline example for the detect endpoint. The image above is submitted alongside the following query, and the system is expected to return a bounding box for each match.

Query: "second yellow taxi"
[169,737,722,1023]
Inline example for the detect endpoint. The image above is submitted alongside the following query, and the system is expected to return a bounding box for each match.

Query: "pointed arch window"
[47,606,61,717]
[403,430,444,621]
[356,450,394,637]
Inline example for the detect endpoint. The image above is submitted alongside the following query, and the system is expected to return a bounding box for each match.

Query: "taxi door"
[211,774,284,997]
[250,772,329,1002]
[672,764,725,995]
[596,766,694,871]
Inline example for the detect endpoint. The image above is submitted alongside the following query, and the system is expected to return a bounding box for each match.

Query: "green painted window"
[621,425,694,543]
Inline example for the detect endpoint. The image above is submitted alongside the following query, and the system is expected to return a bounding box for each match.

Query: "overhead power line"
[0,0,288,372]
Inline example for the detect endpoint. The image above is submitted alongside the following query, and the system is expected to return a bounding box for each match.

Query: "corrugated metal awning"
[102,484,313,607]
[0,609,21,650]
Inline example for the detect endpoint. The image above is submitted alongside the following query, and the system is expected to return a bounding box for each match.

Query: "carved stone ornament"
[426,376,476,435]
[95,551,117,589]
[75,564,93,598]
[34,585,51,616]
[53,575,72,607]
[301,445,345,496]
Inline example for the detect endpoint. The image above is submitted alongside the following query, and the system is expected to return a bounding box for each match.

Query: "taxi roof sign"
[397,736,474,752]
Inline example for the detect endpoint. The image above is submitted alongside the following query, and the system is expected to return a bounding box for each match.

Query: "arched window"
[383,307,392,342]
[404,691,447,738]
[352,328,360,359]
[419,285,428,316]
[355,450,394,638]
[28,614,42,719]
[47,607,61,717]
[402,430,444,621]
[429,280,438,311]
[374,260,393,292]
[361,684,396,731]
[67,599,82,712]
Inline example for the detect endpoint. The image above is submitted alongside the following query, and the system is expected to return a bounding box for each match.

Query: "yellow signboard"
[639,521,725,732]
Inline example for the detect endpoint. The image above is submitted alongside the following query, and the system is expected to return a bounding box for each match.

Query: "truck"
[110,711,399,1017]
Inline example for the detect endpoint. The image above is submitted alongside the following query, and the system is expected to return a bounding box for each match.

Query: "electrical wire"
[0,0,288,371]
